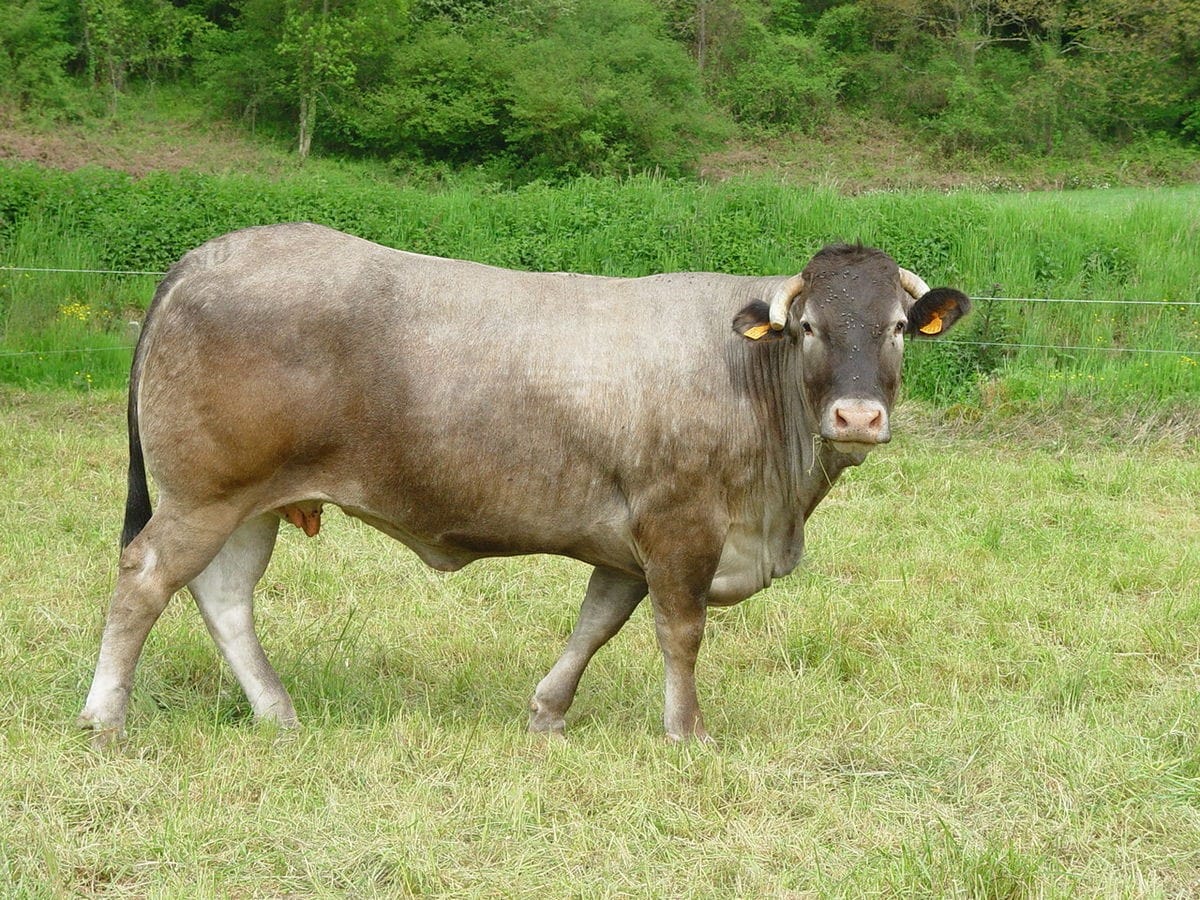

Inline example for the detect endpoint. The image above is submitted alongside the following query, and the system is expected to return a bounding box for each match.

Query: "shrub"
[346,19,509,163]
[720,30,844,133]
[501,0,723,176]
[352,0,723,178]
[0,0,75,113]
[813,2,871,55]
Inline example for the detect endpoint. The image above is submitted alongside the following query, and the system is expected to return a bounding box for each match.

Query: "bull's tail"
[120,381,151,549]
[120,268,180,548]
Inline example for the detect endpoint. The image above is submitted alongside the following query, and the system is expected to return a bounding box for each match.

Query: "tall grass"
[0,214,146,389]
[1,162,1197,402]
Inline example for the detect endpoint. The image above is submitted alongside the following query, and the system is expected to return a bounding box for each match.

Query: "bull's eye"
[800,321,814,337]
[894,321,907,336]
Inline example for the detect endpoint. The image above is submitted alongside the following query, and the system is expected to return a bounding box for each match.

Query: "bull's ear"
[906,288,971,338]
[733,300,789,342]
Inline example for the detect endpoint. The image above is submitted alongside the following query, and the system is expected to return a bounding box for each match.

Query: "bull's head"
[735,245,970,463]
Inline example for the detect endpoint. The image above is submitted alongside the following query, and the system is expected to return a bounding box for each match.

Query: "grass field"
[2,389,1198,896]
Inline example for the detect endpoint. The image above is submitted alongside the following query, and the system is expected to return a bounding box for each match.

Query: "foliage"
[201,0,409,155]
[4,0,1198,170]
[198,0,719,174]
[346,18,507,162]
[719,28,844,133]
[812,1,871,54]
[0,0,75,113]
[78,0,213,108]
[826,0,1200,156]
[355,0,722,176]
[501,0,722,175]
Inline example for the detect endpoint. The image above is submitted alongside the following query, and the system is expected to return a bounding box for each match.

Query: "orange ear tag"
[918,314,944,335]
[743,323,772,340]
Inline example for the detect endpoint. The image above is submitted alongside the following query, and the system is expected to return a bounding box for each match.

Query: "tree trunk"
[298,93,314,159]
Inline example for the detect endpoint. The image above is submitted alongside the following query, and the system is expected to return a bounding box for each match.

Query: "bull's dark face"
[735,245,970,464]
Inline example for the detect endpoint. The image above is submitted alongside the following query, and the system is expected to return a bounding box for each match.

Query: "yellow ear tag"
[743,323,772,340]
[918,314,943,335]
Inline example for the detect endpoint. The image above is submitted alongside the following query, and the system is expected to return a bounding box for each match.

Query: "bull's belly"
[335,499,642,576]
[265,486,801,605]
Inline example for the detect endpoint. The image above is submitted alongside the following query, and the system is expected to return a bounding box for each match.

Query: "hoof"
[665,729,715,745]
[528,699,567,736]
[77,715,124,750]
[528,716,567,735]
[252,711,301,731]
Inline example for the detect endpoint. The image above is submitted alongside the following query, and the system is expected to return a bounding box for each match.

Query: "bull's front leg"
[641,515,724,743]
[648,578,712,742]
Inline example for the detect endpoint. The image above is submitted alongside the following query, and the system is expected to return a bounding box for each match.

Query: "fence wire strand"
[3,265,1199,358]
[1,265,168,277]
[974,295,1200,307]
[937,340,1198,357]
[0,346,133,359]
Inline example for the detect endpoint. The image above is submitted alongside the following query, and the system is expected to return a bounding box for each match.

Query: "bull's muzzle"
[822,399,891,450]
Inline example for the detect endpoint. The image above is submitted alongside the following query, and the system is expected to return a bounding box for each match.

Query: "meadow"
[2,165,1199,895]
[2,389,1198,897]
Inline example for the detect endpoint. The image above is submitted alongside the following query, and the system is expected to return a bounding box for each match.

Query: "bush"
[349,0,723,178]
[813,2,871,55]
[501,0,723,176]
[0,0,75,113]
[930,72,1015,153]
[346,19,509,163]
[720,30,844,133]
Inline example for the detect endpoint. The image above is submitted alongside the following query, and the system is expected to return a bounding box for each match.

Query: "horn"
[898,268,931,300]
[768,273,806,330]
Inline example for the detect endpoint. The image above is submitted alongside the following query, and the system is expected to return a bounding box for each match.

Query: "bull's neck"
[729,338,852,516]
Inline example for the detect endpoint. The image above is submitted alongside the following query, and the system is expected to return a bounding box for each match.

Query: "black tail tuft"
[119,268,179,548]
[120,395,152,548]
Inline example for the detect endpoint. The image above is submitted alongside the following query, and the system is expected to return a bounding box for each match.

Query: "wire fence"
[0,265,168,277]
[3,264,1199,359]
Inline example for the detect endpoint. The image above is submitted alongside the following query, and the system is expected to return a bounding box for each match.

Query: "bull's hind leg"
[79,503,241,741]
[529,566,647,734]
[187,513,297,727]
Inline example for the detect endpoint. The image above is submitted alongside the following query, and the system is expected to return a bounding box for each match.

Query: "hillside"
[3,0,1199,192]
[4,93,1199,194]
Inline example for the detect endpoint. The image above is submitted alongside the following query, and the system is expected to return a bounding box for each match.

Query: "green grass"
[2,389,1199,896]
[2,164,1198,404]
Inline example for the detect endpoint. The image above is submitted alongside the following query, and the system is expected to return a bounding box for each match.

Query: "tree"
[79,0,212,110]
[0,0,74,112]
[655,0,747,77]
[199,0,289,130]
[503,0,722,174]
[80,0,135,103]
[346,0,721,176]
[719,28,845,132]
[277,0,357,158]
[205,0,408,157]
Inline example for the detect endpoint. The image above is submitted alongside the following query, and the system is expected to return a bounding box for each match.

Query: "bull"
[79,223,969,742]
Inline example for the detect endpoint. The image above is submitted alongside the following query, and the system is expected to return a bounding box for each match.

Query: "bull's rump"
[134,224,748,572]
